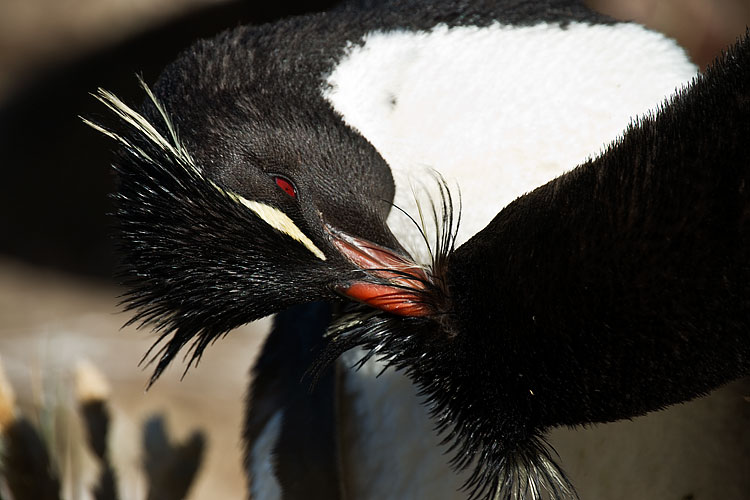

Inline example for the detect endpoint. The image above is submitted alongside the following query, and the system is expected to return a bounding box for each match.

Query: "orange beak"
[328,228,432,317]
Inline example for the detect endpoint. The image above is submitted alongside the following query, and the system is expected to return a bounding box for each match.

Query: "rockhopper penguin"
[86,1,750,499]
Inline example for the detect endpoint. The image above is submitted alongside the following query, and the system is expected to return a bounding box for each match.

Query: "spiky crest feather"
[85,82,339,386]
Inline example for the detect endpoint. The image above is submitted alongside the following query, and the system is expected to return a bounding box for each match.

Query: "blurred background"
[0,0,749,498]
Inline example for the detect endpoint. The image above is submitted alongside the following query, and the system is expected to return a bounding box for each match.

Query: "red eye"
[274,176,297,199]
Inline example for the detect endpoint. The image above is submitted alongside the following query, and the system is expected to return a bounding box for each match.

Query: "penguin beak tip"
[326,226,433,317]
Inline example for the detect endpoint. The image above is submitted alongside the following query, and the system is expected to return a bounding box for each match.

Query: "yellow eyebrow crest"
[239,198,328,261]
[220,185,327,261]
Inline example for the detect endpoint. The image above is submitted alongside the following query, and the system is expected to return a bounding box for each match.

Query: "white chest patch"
[250,411,282,500]
[339,350,470,499]
[324,21,698,498]
[324,21,697,260]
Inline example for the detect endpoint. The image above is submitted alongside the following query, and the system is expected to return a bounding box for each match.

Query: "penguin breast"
[323,22,697,256]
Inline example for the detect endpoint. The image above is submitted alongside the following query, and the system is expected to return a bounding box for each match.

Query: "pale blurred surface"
[0,256,268,498]
[1,1,749,499]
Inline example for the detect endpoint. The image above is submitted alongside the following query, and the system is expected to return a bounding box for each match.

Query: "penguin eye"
[273,175,297,199]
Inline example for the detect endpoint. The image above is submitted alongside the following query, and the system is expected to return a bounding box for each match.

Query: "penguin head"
[88,55,439,384]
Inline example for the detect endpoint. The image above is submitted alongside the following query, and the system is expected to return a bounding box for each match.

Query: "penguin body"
[316,13,699,497]
[236,3,701,498]
[87,1,750,499]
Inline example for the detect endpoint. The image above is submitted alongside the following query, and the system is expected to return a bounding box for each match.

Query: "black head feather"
[85,80,401,385]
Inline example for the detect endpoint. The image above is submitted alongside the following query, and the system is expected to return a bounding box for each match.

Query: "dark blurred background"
[0,1,748,499]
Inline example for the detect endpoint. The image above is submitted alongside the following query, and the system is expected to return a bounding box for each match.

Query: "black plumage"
[79,398,119,500]
[143,416,206,500]
[323,35,750,497]
[244,302,344,500]
[87,1,750,498]
[1,418,61,500]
